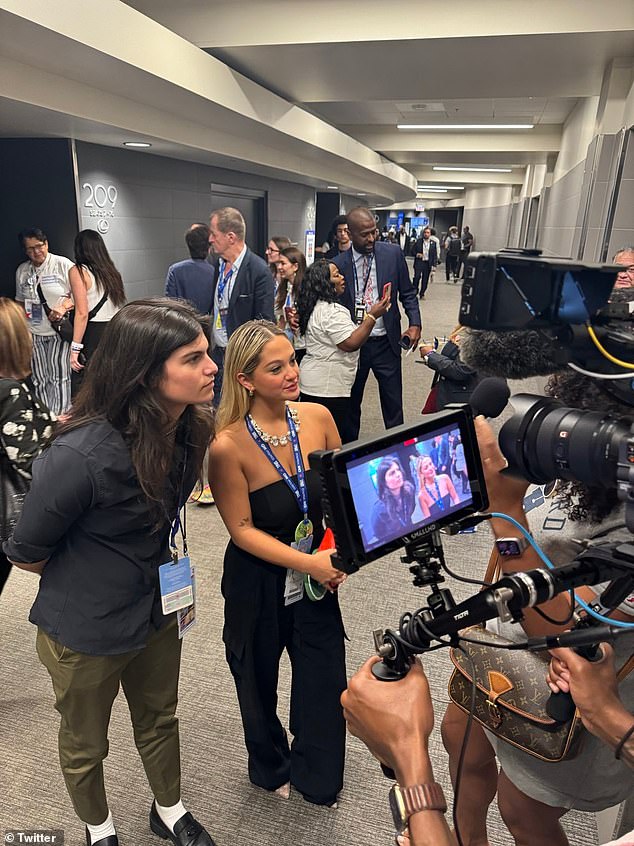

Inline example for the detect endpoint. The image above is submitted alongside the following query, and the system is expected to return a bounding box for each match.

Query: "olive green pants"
[36,619,182,824]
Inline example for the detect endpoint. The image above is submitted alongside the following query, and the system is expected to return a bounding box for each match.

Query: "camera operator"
[441,366,634,846]
[342,657,455,846]
[548,645,634,770]
[342,646,633,846]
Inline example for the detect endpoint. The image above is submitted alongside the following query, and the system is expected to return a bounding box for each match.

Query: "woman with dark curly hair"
[296,259,389,442]
[370,456,416,541]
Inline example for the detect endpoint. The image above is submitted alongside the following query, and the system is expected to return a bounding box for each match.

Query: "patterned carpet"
[0,275,601,845]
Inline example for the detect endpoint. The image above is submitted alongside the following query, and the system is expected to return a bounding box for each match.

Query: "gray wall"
[462,203,512,251]
[538,159,586,258]
[75,142,316,300]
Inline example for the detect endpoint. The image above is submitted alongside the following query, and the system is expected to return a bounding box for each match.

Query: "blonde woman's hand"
[307,548,345,586]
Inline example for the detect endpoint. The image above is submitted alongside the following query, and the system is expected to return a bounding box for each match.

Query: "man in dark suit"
[334,207,421,439]
[412,226,438,298]
[165,224,215,314]
[209,206,275,402]
[396,225,411,257]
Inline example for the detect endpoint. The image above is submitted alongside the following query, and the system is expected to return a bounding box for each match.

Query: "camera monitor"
[309,407,488,573]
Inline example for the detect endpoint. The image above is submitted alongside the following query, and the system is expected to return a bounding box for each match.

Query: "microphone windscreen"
[461,328,564,378]
[469,377,510,419]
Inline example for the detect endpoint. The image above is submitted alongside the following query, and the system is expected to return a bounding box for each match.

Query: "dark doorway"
[431,207,462,237]
[210,183,267,257]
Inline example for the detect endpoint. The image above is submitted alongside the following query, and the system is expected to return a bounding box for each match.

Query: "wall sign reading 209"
[82,182,118,234]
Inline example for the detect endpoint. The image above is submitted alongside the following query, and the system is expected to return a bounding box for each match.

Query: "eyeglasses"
[25,242,47,254]
[266,247,280,255]
[617,265,634,275]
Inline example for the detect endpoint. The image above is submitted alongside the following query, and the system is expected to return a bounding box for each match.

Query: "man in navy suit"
[209,207,275,403]
[411,226,438,298]
[165,224,215,314]
[334,207,421,439]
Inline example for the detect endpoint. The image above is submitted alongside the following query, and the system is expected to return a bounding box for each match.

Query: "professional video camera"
[459,247,634,405]
[309,406,634,680]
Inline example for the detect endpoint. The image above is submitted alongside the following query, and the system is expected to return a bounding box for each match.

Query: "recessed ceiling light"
[398,124,534,130]
[357,193,367,196]
[418,185,464,190]
[433,166,513,173]
[326,185,339,189]
[123,141,152,148]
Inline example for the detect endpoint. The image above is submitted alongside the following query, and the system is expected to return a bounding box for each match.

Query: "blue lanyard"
[425,478,446,511]
[245,407,309,522]
[351,252,374,302]
[217,261,234,303]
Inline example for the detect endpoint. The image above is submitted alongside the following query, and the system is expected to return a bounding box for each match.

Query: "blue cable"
[490,511,634,629]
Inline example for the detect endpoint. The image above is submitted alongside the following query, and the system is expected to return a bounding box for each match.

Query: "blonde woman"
[416,453,459,520]
[209,320,347,808]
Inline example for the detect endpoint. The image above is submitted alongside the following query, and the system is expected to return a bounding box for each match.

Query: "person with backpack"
[444,226,461,282]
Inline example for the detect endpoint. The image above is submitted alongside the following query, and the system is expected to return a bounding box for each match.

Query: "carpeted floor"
[0,273,600,846]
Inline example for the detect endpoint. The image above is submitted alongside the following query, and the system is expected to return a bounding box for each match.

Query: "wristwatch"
[389,782,447,833]
[495,536,529,557]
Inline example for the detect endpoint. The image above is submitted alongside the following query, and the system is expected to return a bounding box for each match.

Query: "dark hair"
[185,225,210,260]
[545,370,632,522]
[376,457,415,516]
[274,246,307,314]
[74,229,126,308]
[18,227,47,247]
[296,259,338,335]
[53,298,214,528]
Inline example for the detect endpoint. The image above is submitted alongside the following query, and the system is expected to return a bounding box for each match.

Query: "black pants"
[457,249,470,279]
[211,345,225,409]
[417,260,433,297]
[446,254,459,280]
[0,548,12,596]
[300,393,353,443]
[223,558,346,805]
[349,336,403,440]
[71,321,108,398]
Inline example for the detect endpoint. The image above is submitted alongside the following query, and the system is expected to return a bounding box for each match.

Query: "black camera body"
[459,249,620,330]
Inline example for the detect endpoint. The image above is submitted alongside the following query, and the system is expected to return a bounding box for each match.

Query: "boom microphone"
[460,328,566,379]
[468,377,510,419]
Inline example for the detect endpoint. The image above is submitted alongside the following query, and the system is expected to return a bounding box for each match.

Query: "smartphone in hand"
[382,282,392,300]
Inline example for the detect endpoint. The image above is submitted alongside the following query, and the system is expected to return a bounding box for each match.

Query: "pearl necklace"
[247,404,300,447]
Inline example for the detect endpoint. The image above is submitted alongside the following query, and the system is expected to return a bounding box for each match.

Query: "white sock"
[155,800,187,833]
[85,811,116,844]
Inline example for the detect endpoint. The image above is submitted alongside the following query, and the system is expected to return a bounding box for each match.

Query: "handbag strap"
[36,282,52,316]
[617,653,634,682]
[87,290,108,321]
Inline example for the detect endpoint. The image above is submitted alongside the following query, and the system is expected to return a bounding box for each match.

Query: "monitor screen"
[345,424,472,554]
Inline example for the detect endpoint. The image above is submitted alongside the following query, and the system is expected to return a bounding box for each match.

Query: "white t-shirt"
[15,253,74,337]
[299,300,359,397]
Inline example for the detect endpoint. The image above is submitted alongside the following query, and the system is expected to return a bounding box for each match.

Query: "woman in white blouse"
[296,259,389,443]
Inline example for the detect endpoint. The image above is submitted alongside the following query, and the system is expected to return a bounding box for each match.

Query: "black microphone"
[460,328,565,379]
[468,376,510,418]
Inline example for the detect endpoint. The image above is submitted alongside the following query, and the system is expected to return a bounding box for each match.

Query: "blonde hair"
[0,298,32,380]
[215,320,286,430]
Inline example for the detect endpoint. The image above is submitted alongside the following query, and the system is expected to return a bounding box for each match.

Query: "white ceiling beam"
[123,0,634,48]
[0,0,418,203]
[412,169,524,185]
[345,125,561,153]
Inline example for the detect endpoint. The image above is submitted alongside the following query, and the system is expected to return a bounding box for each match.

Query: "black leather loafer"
[150,802,216,846]
[85,829,119,846]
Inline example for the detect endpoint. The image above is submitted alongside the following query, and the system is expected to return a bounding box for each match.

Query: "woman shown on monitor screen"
[417,454,460,520]
[370,457,416,542]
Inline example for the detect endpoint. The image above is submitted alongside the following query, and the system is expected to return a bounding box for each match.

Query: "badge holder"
[157,498,196,636]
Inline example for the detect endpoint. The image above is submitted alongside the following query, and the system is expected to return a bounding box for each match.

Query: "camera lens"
[498,394,630,487]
